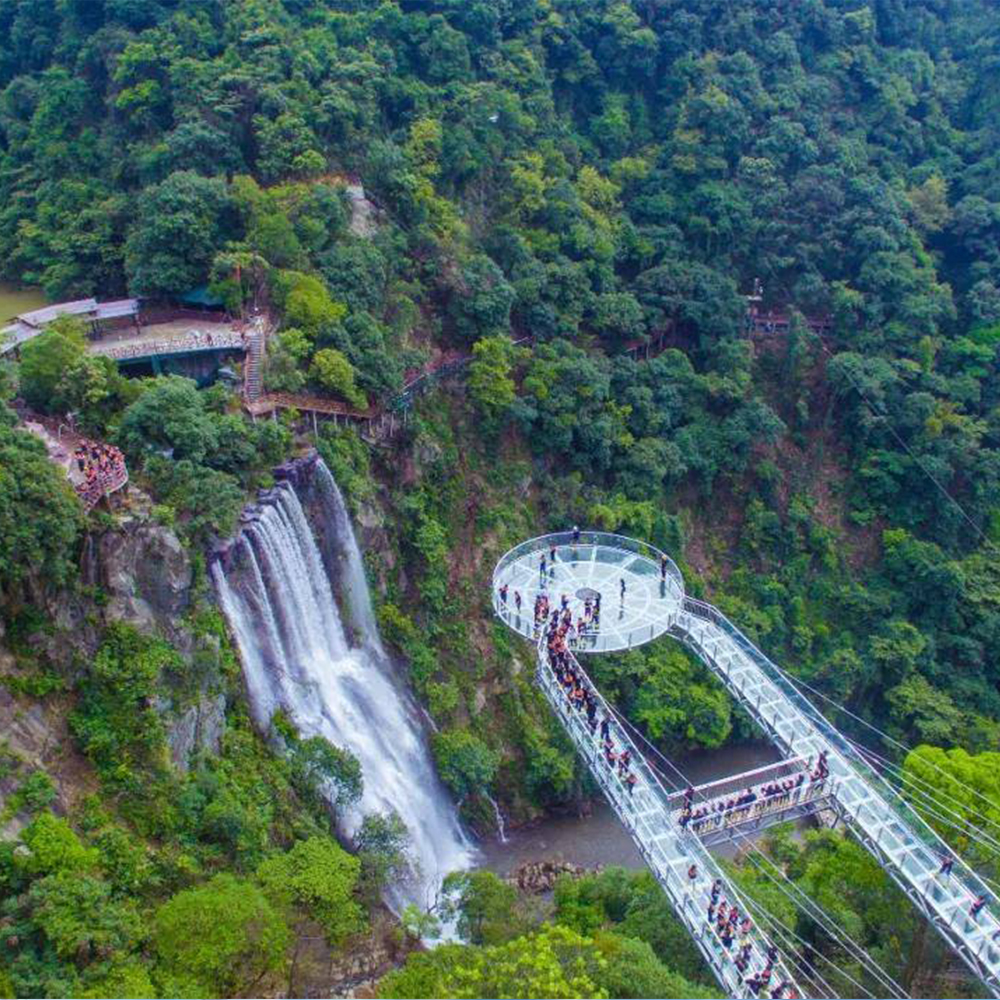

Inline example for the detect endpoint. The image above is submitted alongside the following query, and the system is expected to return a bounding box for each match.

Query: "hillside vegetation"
[2,0,1000,997]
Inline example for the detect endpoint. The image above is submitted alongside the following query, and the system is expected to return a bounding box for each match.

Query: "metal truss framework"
[534,640,802,998]
[494,532,1000,999]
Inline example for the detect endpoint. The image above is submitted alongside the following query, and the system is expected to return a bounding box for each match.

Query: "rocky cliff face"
[90,514,193,636]
[0,492,227,836]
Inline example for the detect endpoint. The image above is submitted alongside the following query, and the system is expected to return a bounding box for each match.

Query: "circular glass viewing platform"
[492,531,684,653]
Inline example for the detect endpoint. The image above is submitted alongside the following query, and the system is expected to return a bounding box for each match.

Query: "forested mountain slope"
[2,1,1000,997]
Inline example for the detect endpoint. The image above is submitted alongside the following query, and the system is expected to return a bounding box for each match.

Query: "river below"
[0,282,46,323]
[481,740,783,874]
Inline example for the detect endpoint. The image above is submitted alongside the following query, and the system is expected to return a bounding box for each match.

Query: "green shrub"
[153,874,289,996]
[256,836,364,944]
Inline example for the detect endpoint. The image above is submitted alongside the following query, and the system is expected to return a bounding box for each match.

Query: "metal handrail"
[492,530,685,594]
[664,756,812,810]
[533,630,799,998]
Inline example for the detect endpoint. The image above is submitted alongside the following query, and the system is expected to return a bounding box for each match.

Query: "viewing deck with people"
[21,416,128,510]
[494,530,1000,999]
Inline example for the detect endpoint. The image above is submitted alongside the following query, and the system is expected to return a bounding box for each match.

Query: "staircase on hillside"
[243,322,264,402]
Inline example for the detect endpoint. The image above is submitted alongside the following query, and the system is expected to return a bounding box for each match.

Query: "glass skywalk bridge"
[672,597,1000,996]
[494,532,1000,999]
[534,634,801,998]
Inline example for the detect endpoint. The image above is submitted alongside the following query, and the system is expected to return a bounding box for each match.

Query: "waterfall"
[211,457,476,910]
[486,793,508,844]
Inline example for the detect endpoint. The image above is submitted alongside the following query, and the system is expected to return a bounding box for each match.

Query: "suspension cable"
[862,740,1000,839]
[756,916,834,1000]
[837,743,999,906]
[847,736,1000,832]
[732,893,831,1000]
[763,658,1000,823]
[604,689,890,994]
[735,874,859,999]
[847,739,1000,857]
[847,750,1000,897]
[732,830,909,999]
[604,698,692,788]
[737,854,884,999]
[737,831,905,994]
[816,336,996,553]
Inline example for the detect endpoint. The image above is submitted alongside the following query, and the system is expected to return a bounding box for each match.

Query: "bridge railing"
[678,596,995,918]
[664,755,812,810]
[91,331,245,360]
[492,530,685,596]
[535,633,799,997]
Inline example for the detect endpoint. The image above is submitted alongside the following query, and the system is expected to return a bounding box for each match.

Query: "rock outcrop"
[506,859,595,894]
[93,515,193,634]
[167,692,227,771]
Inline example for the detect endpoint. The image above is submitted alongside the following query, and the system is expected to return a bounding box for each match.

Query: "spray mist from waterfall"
[211,457,475,911]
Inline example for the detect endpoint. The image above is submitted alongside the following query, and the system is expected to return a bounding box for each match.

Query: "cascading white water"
[211,459,475,910]
[485,792,508,844]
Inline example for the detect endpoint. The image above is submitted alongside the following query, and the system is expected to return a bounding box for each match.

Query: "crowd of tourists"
[540,604,640,799]
[73,441,126,507]
[496,583,605,650]
[680,868,796,997]
[678,752,830,834]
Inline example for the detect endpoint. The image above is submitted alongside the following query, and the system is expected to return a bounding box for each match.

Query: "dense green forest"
[2,0,1000,997]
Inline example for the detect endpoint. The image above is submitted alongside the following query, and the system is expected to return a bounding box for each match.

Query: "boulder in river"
[506,859,598,894]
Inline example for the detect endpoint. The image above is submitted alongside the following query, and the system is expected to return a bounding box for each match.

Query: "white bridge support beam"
[533,639,802,999]
[671,598,1000,997]
[495,533,1000,998]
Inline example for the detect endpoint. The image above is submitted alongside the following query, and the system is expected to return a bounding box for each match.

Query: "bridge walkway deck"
[535,637,802,998]
[672,600,1000,995]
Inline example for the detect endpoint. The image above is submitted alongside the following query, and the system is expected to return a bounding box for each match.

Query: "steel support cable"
[604,695,843,995]
[740,886,871,1000]
[733,851,883,1000]
[599,651,946,990]
[846,748,1000,898]
[847,740,1000,859]
[839,741,1000,909]
[763,659,1000,826]
[735,831,908,998]
[848,741,1000,841]
[846,737,1000,844]
[733,879,846,1000]
[750,917,832,1000]
[629,750,686,793]
[726,892,830,1000]
[543,651,691,790]
[731,831,910,999]
[816,337,996,553]
[686,606,1000,922]
[735,834,902,999]
[863,783,1000,880]
[604,698,692,788]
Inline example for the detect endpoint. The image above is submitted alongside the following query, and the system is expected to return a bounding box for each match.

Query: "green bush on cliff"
[256,836,364,945]
[70,624,175,798]
[0,405,83,597]
[152,873,289,997]
[379,924,608,1000]
[432,729,500,799]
